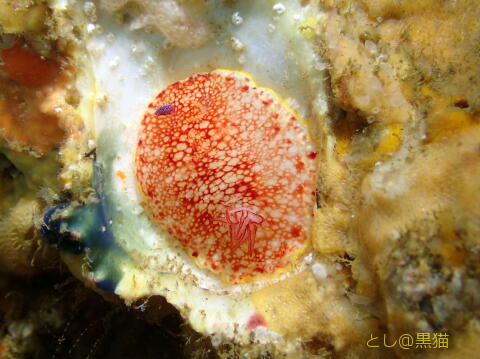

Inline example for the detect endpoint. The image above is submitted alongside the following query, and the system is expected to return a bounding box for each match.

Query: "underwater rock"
[1,0,479,358]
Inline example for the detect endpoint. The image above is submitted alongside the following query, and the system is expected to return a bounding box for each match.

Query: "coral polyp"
[135,70,317,283]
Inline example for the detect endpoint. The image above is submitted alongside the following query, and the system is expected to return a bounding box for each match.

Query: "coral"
[100,0,211,48]
[0,43,72,154]
[0,0,58,57]
[0,276,215,359]
[0,0,47,34]
[251,270,384,355]
[359,0,480,110]
[357,127,480,357]
[0,198,40,276]
[315,0,480,356]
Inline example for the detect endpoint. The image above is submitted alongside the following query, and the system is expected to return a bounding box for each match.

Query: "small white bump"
[312,263,328,279]
[237,54,246,64]
[230,37,245,52]
[86,23,96,34]
[83,2,96,17]
[109,56,120,69]
[304,253,314,264]
[231,12,243,26]
[272,3,286,15]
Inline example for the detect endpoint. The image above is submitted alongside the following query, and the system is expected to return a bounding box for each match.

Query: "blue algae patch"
[95,278,118,292]
[41,203,85,255]
[40,162,132,293]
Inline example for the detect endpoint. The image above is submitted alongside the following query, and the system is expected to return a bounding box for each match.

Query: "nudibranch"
[135,70,317,283]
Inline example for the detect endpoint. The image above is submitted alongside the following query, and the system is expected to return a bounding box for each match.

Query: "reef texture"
[100,0,211,48]
[310,0,480,357]
[0,0,479,358]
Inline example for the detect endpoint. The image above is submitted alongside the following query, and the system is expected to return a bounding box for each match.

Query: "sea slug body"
[135,69,317,283]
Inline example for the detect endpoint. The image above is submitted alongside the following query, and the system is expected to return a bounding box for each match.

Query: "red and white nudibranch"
[135,70,317,283]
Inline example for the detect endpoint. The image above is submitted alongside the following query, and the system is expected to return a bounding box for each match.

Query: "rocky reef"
[0,0,478,358]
